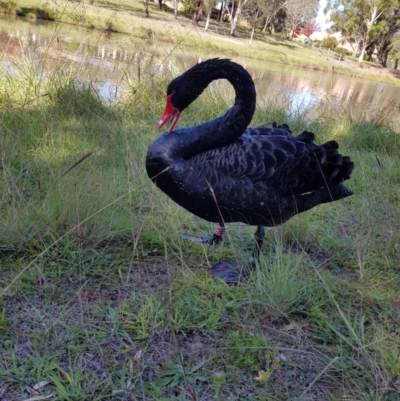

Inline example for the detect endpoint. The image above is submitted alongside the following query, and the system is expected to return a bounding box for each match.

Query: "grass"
[0,30,400,401]
[2,0,400,86]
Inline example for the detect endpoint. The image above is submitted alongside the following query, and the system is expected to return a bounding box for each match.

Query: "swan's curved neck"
[175,62,256,160]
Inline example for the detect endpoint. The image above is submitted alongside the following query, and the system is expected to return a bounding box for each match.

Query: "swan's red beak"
[158,93,181,133]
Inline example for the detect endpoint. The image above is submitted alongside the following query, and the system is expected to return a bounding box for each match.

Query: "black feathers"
[146,59,354,228]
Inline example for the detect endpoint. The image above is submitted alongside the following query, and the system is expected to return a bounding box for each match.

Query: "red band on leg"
[214,225,226,237]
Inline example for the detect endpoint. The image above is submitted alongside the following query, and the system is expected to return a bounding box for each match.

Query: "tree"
[143,0,150,17]
[388,32,400,68]
[192,0,204,24]
[226,0,245,35]
[370,6,400,66]
[284,0,318,40]
[246,0,262,45]
[245,0,287,42]
[204,0,216,30]
[299,19,321,37]
[326,0,400,63]
[173,0,180,18]
[260,0,286,33]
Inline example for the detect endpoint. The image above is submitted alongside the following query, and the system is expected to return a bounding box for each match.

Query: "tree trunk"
[249,7,259,45]
[358,6,380,64]
[158,0,162,9]
[230,0,247,36]
[204,9,211,30]
[249,27,255,45]
[173,0,179,19]
[288,20,297,40]
[261,18,269,34]
[289,27,295,40]
[378,41,390,68]
[381,51,388,68]
[358,46,366,63]
[394,59,399,69]
[192,0,204,25]
[217,1,224,22]
[230,16,238,35]
[143,0,150,17]
[354,39,362,58]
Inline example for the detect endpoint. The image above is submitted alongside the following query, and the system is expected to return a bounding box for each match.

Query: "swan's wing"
[247,125,316,143]
[245,124,293,137]
[193,130,351,198]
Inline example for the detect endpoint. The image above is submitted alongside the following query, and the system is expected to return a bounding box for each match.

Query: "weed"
[0,307,6,334]
[223,326,268,371]
[155,354,207,387]
[211,370,226,399]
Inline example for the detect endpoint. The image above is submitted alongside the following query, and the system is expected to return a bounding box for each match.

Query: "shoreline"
[1,0,399,86]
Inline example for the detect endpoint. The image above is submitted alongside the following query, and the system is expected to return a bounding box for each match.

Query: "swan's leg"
[209,225,265,283]
[182,223,225,246]
[248,225,265,269]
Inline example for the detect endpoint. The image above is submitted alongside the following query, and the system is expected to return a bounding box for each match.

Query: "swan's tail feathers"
[294,183,353,215]
[295,130,315,144]
[272,122,292,134]
[330,183,353,200]
[315,140,354,184]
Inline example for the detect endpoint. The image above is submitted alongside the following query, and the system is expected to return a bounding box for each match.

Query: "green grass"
[1,34,400,401]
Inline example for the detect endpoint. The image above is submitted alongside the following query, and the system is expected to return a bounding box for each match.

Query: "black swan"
[146,59,354,283]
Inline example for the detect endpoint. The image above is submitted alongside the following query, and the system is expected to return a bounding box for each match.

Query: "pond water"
[0,14,399,128]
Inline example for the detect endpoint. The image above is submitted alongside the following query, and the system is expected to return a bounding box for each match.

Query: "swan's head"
[158,64,210,133]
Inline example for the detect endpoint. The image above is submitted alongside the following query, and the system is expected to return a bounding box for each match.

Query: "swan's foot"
[208,261,252,283]
[182,232,223,246]
[209,226,265,284]
[182,223,226,247]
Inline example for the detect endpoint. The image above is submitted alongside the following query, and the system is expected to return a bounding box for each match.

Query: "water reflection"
[0,15,399,127]
[0,15,168,103]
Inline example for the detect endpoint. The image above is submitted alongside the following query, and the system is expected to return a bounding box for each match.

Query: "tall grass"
[1,36,400,401]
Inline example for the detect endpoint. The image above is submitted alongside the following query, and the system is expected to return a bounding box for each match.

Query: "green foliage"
[0,1,21,14]
[333,119,400,155]
[16,5,56,20]
[388,35,400,62]
[181,0,194,14]
[335,47,352,56]
[250,244,316,316]
[51,80,109,117]
[169,276,245,333]
[224,328,267,370]
[322,36,338,50]
[0,307,6,334]
[120,295,166,340]
[155,356,207,387]
[327,0,400,62]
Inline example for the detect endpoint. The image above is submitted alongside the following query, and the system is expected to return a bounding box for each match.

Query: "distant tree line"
[326,0,400,66]
[140,0,400,68]
[144,0,319,38]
